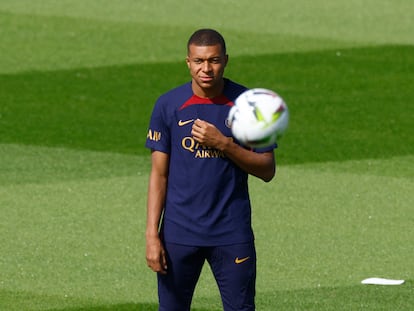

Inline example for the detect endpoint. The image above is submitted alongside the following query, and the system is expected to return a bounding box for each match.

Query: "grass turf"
[1,0,413,310]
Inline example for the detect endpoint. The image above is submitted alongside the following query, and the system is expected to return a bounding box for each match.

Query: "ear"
[186,56,191,69]
[224,54,229,66]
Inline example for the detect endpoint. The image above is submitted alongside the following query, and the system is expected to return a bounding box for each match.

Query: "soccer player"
[145,28,276,311]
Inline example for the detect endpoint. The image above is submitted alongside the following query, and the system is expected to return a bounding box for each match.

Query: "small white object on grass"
[361,277,405,285]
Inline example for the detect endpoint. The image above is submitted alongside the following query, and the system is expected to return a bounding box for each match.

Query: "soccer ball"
[227,88,289,148]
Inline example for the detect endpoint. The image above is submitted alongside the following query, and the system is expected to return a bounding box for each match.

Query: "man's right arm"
[145,150,169,274]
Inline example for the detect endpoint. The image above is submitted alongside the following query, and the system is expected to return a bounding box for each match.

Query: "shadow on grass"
[2,281,412,310]
[0,289,219,311]
[1,45,413,164]
[47,304,158,311]
[46,303,217,311]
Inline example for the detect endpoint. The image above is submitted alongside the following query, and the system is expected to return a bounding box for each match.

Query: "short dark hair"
[187,29,226,55]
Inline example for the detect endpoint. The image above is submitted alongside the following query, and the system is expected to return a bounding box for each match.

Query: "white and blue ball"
[228,88,289,148]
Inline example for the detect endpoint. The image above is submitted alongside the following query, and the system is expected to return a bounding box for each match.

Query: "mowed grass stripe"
[0,0,413,45]
[0,10,356,74]
[295,155,414,179]
[0,11,189,74]
[0,143,149,186]
[1,144,412,186]
[1,46,413,164]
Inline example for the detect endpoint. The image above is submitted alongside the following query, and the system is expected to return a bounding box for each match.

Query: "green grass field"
[1,1,413,310]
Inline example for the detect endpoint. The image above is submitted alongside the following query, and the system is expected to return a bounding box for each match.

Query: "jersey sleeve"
[145,97,171,154]
[252,142,277,153]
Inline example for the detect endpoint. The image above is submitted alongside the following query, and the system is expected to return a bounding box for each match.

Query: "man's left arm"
[191,119,276,182]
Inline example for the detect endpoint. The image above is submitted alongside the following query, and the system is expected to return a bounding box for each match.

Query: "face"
[186,44,228,98]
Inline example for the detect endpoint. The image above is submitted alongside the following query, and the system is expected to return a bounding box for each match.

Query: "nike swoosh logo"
[235,256,250,264]
[178,119,194,126]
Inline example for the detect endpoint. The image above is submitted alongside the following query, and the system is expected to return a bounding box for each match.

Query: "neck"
[192,79,225,98]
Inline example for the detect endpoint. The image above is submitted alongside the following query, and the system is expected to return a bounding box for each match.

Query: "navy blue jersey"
[146,79,275,246]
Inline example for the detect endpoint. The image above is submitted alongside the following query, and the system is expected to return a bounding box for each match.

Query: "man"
[145,28,276,311]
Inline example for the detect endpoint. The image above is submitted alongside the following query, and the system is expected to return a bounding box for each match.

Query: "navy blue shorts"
[157,241,256,311]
